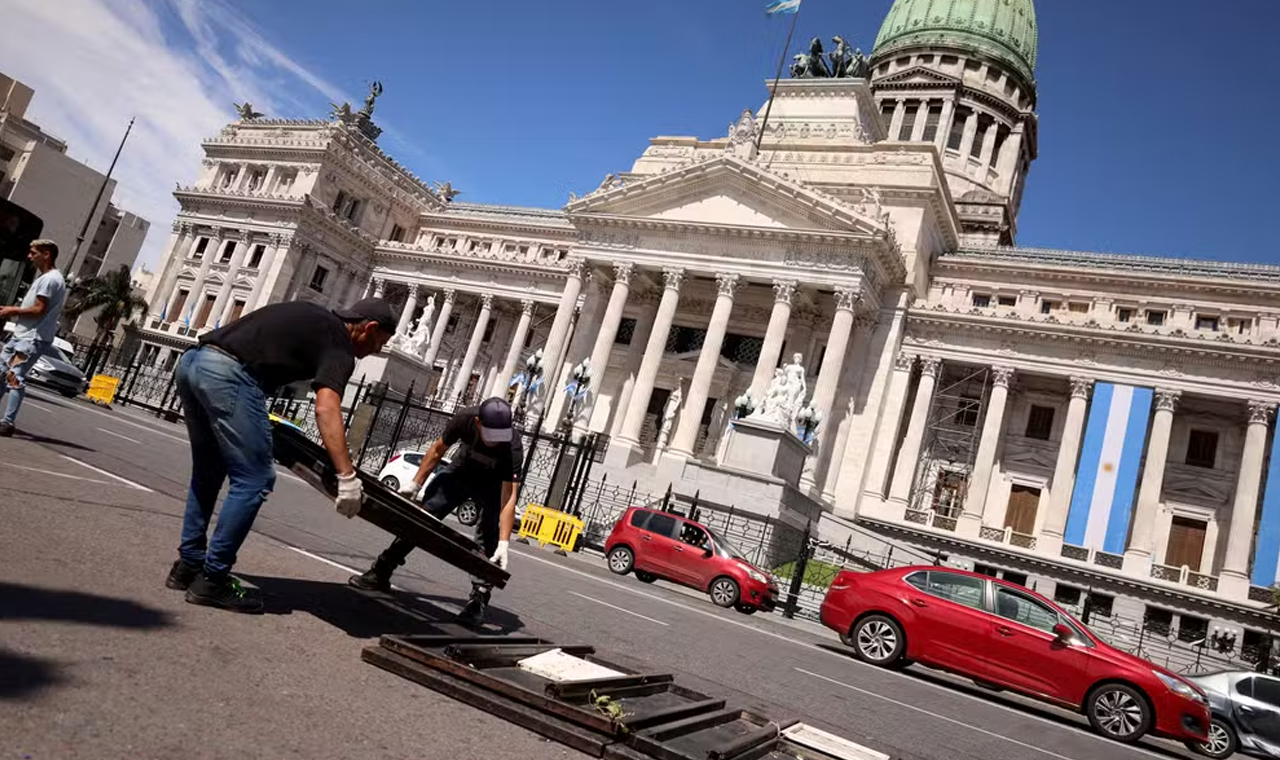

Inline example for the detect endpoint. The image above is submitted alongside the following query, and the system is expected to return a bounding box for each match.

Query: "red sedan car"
[820,566,1210,746]
[605,507,778,613]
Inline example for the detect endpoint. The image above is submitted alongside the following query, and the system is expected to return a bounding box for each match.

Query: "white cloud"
[0,0,348,272]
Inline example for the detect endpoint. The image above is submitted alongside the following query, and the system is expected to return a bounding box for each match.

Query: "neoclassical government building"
[133,0,1280,645]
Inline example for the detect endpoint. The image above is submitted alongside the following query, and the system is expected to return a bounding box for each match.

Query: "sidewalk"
[0,435,586,760]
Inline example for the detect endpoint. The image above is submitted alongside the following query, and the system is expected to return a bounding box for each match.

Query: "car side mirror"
[1052,623,1073,642]
[703,546,714,558]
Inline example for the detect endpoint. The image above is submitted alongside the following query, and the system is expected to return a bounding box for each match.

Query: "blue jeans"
[0,334,48,425]
[175,346,276,579]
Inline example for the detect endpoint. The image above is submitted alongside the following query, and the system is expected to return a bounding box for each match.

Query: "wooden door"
[1003,485,1041,535]
[196,295,216,328]
[1164,517,1207,572]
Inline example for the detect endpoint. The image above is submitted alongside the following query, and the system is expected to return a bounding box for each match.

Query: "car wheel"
[381,476,400,491]
[1188,718,1237,759]
[456,501,479,527]
[709,577,739,608]
[635,571,656,583]
[1086,683,1151,743]
[851,615,906,667]
[606,546,634,575]
[733,603,757,615]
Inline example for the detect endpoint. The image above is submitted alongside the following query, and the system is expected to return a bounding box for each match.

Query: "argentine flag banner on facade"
[1062,383,1153,555]
[765,0,801,15]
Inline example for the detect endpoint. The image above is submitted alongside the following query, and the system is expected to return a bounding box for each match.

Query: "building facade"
[134,0,1280,651]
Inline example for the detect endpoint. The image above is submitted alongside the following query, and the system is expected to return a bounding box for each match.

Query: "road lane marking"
[283,546,403,591]
[795,668,1078,760]
[276,468,306,484]
[0,461,113,486]
[59,455,154,493]
[97,427,141,445]
[568,591,668,626]
[31,393,188,443]
[23,401,53,413]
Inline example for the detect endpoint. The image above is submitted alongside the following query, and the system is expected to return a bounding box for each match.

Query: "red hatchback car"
[605,507,779,614]
[820,566,1210,746]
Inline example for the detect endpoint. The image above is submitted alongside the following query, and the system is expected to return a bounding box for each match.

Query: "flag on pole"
[765,0,800,15]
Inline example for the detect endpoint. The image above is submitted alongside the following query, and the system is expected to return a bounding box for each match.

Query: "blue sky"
[4,0,1278,268]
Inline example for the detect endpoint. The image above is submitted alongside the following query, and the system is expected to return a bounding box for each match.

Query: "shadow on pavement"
[19,433,97,452]
[0,581,172,629]
[0,648,63,700]
[239,574,525,639]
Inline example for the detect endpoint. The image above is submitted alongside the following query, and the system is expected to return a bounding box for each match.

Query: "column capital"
[442,288,457,305]
[833,285,861,313]
[480,293,494,310]
[772,279,797,305]
[919,356,941,378]
[1068,376,1093,400]
[893,352,915,372]
[565,257,587,280]
[715,273,740,298]
[612,261,634,286]
[661,267,685,292]
[1154,388,1181,413]
[520,298,535,316]
[1247,400,1276,426]
[372,277,386,298]
[991,366,1015,388]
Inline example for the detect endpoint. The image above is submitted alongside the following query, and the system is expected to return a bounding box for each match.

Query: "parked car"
[820,566,1210,746]
[25,344,88,397]
[604,507,778,614]
[1186,671,1280,758]
[377,451,478,526]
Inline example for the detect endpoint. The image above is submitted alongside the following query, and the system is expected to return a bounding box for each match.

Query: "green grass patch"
[771,559,845,588]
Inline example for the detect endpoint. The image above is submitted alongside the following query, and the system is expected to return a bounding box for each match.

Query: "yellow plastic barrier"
[517,504,584,553]
[86,374,121,406]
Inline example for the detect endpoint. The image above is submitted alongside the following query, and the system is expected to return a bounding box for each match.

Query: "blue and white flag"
[765,0,800,15]
[1252,424,1280,585]
[1063,383,1153,554]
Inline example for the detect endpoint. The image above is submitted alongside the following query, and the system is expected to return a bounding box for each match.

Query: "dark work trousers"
[375,464,502,595]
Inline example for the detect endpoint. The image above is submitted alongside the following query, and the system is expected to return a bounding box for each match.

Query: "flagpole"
[755,7,800,155]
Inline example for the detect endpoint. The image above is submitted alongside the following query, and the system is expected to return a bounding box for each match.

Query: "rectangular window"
[970,120,988,158]
[247,244,265,269]
[219,240,236,264]
[973,563,1000,578]
[345,199,361,222]
[332,190,347,214]
[1040,300,1058,314]
[1053,584,1082,608]
[897,103,918,141]
[276,169,297,192]
[1025,405,1055,440]
[1143,607,1174,637]
[614,317,637,345]
[1177,615,1208,645]
[1146,309,1166,326]
[956,396,981,427]
[309,265,329,292]
[947,109,968,150]
[881,104,894,129]
[389,224,406,243]
[994,587,1059,633]
[1084,592,1113,618]
[228,299,246,323]
[1067,302,1090,314]
[931,470,967,516]
[196,294,217,328]
[247,168,265,191]
[192,237,209,259]
[1195,314,1219,332]
[922,571,986,609]
[644,513,677,539]
[1001,571,1028,588]
[1115,307,1134,323]
[971,293,991,308]
[1185,429,1219,468]
[921,105,942,142]
[997,295,1016,307]
[1228,317,1252,335]
[445,238,458,250]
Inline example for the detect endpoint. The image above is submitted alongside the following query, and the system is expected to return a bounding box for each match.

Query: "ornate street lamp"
[513,348,545,419]
[561,357,594,431]
[795,404,822,444]
[733,391,757,420]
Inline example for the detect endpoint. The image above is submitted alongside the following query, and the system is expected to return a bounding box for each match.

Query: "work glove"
[335,472,364,518]
[489,540,510,571]
[398,478,424,501]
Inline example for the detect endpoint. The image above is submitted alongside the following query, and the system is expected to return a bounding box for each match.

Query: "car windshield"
[705,526,746,561]
[45,346,71,363]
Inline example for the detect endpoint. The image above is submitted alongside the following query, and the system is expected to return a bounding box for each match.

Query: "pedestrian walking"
[0,239,67,437]
[349,397,522,627]
[167,298,397,613]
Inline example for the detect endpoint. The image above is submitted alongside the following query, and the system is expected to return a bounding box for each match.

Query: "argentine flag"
[1062,383,1153,554]
[766,0,800,15]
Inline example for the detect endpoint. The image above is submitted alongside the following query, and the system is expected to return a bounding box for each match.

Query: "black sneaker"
[0,421,13,437]
[347,567,392,592]
[185,573,263,614]
[456,591,490,628]
[165,560,201,590]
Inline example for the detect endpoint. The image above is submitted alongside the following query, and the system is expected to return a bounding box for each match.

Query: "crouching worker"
[349,397,521,627]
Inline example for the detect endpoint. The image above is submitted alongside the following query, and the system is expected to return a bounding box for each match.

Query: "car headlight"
[1155,671,1205,703]
[746,568,767,583]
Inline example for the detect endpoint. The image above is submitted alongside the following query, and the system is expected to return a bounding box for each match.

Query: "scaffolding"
[906,365,992,532]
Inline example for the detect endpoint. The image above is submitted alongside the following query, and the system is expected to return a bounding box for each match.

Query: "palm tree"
[66,264,149,375]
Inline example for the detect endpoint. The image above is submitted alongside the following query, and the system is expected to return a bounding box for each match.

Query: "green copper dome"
[872,0,1038,82]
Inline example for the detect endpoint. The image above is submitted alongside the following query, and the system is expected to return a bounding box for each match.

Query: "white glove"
[335,472,364,518]
[489,540,510,571]
[398,478,423,501]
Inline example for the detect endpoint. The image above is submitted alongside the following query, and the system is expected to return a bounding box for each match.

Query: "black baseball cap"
[478,397,514,443]
[335,298,398,334]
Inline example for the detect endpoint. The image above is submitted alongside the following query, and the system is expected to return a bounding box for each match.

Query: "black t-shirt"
[199,301,355,393]
[442,407,523,483]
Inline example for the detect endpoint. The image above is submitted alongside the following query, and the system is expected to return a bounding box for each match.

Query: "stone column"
[421,288,456,371]
[958,110,980,159]
[1122,388,1181,572]
[888,98,906,141]
[451,294,492,401]
[936,99,956,152]
[887,356,941,505]
[540,259,586,392]
[1038,377,1093,557]
[373,277,386,298]
[803,286,860,487]
[617,268,683,446]
[151,226,190,316]
[609,298,659,438]
[978,120,1000,166]
[862,350,916,501]
[959,366,1014,535]
[575,263,633,431]
[749,279,796,398]
[493,299,535,397]
[396,285,419,337]
[670,273,738,457]
[910,100,930,142]
[1219,401,1277,598]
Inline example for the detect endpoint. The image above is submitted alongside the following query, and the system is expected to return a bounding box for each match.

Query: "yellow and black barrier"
[517,504,584,555]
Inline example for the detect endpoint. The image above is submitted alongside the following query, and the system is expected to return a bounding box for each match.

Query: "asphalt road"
[5,390,1206,760]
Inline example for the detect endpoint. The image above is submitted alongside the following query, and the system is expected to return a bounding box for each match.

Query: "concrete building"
[134,0,1280,657]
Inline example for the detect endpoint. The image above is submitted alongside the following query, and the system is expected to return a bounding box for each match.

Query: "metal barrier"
[86,374,121,406]
[517,505,584,554]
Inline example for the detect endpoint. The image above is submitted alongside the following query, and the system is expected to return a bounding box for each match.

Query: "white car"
[377,451,479,527]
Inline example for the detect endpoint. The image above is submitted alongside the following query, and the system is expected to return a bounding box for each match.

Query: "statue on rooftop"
[234,102,264,121]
